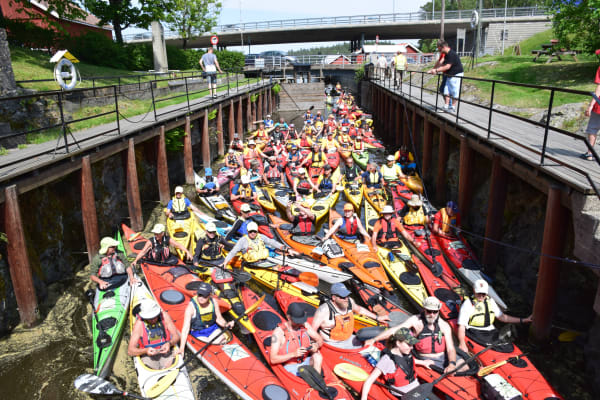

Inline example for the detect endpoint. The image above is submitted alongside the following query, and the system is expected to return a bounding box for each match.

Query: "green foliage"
[214,50,244,71]
[125,43,154,70]
[207,109,217,120]
[354,64,365,83]
[419,39,437,53]
[250,94,258,103]
[0,147,7,156]
[3,20,63,49]
[165,126,185,152]
[550,0,600,53]
[164,0,222,50]
[166,45,190,70]
[272,83,281,95]
[518,29,554,55]
[64,32,130,69]
[288,42,352,56]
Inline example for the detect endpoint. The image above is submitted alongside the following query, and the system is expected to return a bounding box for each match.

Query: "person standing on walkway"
[392,47,407,89]
[377,54,388,80]
[427,40,463,112]
[582,50,600,161]
[200,47,224,98]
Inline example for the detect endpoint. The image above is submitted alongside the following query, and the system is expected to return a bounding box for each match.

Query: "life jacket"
[348,127,357,137]
[288,151,302,163]
[376,218,401,242]
[138,313,171,348]
[190,297,218,330]
[256,129,269,141]
[226,154,240,167]
[324,139,337,151]
[265,164,282,181]
[277,323,311,364]
[150,235,171,262]
[403,207,426,226]
[365,171,381,186]
[327,120,337,130]
[414,314,447,354]
[468,296,495,328]
[97,253,127,278]
[243,234,269,263]
[235,183,254,199]
[294,215,314,234]
[382,349,416,387]
[170,196,191,219]
[296,177,312,191]
[310,151,325,168]
[398,151,410,165]
[338,216,358,239]
[339,134,351,145]
[321,299,354,341]
[199,235,223,260]
[353,140,364,151]
[381,164,402,181]
[319,175,333,191]
[299,137,312,148]
[265,119,274,128]
[439,208,458,234]
[244,148,260,160]
[271,130,284,142]
[344,165,360,180]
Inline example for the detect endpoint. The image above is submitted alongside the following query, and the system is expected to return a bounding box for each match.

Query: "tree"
[550,0,600,53]
[164,0,221,50]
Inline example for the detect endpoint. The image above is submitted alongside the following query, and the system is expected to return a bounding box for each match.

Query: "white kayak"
[266,252,352,284]
[194,172,237,223]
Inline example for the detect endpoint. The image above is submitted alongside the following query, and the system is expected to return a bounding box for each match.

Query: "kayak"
[387,180,414,211]
[343,179,363,211]
[363,194,380,233]
[326,150,340,170]
[92,273,131,378]
[308,166,323,185]
[228,181,273,238]
[311,190,340,224]
[195,171,237,223]
[128,281,195,399]
[216,165,240,187]
[403,174,424,194]
[364,186,387,213]
[256,185,277,213]
[240,286,353,400]
[166,214,197,260]
[329,210,394,292]
[266,248,352,285]
[352,150,369,170]
[265,184,292,211]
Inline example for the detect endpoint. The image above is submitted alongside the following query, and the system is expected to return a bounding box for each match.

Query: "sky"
[124,0,429,53]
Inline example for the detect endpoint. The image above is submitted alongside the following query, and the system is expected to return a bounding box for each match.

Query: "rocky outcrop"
[0,29,17,97]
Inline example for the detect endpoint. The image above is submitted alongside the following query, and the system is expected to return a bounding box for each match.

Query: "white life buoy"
[54,58,79,90]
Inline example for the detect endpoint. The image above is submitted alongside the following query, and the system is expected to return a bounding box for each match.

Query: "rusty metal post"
[4,185,39,327]
[125,139,143,231]
[157,126,170,205]
[217,104,224,156]
[422,119,433,178]
[237,98,243,141]
[183,117,194,184]
[403,107,411,146]
[257,92,263,121]
[396,101,402,146]
[413,114,421,157]
[228,100,235,143]
[531,186,567,341]
[246,95,252,133]
[263,89,268,116]
[81,155,100,262]
[435,127,449,203]
[411,109,417,149]
[458,136,475,220]
[482,155,508,270]
[202,110,210,169]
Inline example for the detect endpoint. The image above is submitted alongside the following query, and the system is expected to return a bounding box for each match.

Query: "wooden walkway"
[374,78,600,196]
[0,80,270,193]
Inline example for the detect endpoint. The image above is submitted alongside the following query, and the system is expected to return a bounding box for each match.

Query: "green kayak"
[352,150,369,170]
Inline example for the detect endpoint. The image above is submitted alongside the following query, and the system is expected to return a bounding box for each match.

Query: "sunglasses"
[425,309,439,314]
[248,230,258,233]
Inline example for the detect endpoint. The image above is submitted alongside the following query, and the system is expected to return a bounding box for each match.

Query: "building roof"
[30,0,111,30]
[323,54,351,64]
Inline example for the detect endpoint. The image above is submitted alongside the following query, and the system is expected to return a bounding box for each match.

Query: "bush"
[64,32,129,70]
[215,50,244,72]
[4,20,63,49]
[166,45,189,70]
[124,43,153,70]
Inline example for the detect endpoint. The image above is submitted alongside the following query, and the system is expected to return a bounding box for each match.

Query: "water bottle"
[363,353,378,367]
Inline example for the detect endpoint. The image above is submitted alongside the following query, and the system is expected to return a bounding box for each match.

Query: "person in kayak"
[129,299,180,369]
[221,221,299,267]
[432,201,460,237]
[225,203,265,241]
[322,203,370,242]
[362,163,383,189]
[273,116,289,131]
[225,148,241,169]
[243,159,263,184]
[395,145,417,175]
[341,157,362,183]
[263,156,285,186]
[457,279,532,353]
[381,155,406,182]
[90,237,138,290]
[293,167,318,198]
[165,186,201,220]
[304,109,314,123]
[316,164,338,196]
[251,121,270,143]
[287,144,303,164]
[242,140,265,169]
[231,175,258,202]
[337,127,352,148]
[285,201,316,235]
[133,223,193,266]
[288,123,298,140]
[179,282,234,346]
[270,125,285,144]
[366,296,464,375]
[360,328,421,400]
[302,143,326,169]
[230,132,243,152]
[400,195,430,228]
[312,283,388,349]
[322,132,338,153]
[270,302,324,376]
[298,131,313,149]
[371,205,407,249]
[193,222,227,265]
[196,168,220,196]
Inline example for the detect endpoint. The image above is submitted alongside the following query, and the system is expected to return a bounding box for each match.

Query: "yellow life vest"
[381,164,401,181]
[311,151,325,167]
[440,208,458,234]
[243,235,269,263]
[170,196,188,213]
[468,296,495,328]
[237,184,254,199]
[403,207,426,226]
[394,54,407,70]
[353,141,364,151]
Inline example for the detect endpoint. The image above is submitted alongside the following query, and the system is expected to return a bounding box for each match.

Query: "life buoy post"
[50,50,80,90]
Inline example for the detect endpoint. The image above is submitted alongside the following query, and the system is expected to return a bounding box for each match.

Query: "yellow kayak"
[343,179,363,211]
[364,196,380,232]
[256,185,277,213]
[364,186,388,213]
[403,174,424,194]
[166,215,197,260]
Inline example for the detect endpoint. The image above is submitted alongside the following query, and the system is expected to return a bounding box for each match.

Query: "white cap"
[423,296,442,311]
[382,205,395,214]
[205,222,217,232]
[139,299,161,319]
[386,155,395,161]
[248,139,256,145]
[247,221,259,232]
[151,223,165,234]
[474,279,489,294]
[241,175,250,184]
[240,203,251,212]
[298,167,306,174]
[228,149,234,153]
[174,186,184,194]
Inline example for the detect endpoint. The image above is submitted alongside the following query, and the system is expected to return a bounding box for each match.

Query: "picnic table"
[532,40,578,63]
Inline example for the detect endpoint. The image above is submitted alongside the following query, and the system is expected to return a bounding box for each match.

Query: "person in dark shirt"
[427,40,464,112]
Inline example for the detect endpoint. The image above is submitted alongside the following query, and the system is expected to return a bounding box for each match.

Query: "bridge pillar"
[237,99,243,140]
[202,110,211,169]
[151,21,168,72]
[422,119,433,178]
[246,95,252,134]
[482,155,508,272]
[4,184,38,327]
[532,186,568,341]
[436,126,449,203]
[458,136,475,220]
[228,100,235,143]
[183,116,194,184]
[125,139,143,232]
[217,104,224,156]
[80,155,100,264]
[157,126,170,205]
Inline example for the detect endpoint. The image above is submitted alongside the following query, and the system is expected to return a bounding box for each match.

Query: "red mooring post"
[183,116,194,184]
[532,186,567,341]
[413,114,421,157]
[125,139,143,232]
[217,104,224,156]
[246,95,252,133]
[482,155,508,269]
[4,185,39,327]
[422,119,433,178]
[237,99,243,141]
[81,155,100,262]
[228,100,235,143]
[458,136,475,219]
[263,89,268,116]
[403,108,411,146]
[436,127,449,202]
[202,110,210,169]
[157,126,170,205]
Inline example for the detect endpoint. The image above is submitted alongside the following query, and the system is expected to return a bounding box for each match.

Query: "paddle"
[477,352,528,377]
[85,289,112,371]
[74,374,149,400]
[192,260,252,283]
[298,365,335,400]
[145,294,265,398]
[403,325,515,400]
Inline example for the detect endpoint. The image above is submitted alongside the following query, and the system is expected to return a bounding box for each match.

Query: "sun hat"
[423,296,442,311]
[205,222,217,232]
[474,279,489,295]
[151,223,166,234]
[240,203,251,212]
[382,205,395,214]
[331,283,351,298]
[247,221,259,232]
[287,302,308,324]
[99,237,119,255]
[139,299,161,319]
[392,327,418,345]
[248,139,256,145]
[407,195,422,207]
[174,186,184,194]
[228,149,235,154]
[386,155,395,162]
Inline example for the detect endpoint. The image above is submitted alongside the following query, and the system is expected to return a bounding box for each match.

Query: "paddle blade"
[402,381,434,400]
[74,374,121,395]
[558,330,581,342]
[356,326,386,342]
[333,363,369,382]
[298,365,337,400]
[245,294,265,315]
[298,272,319,287]
[146,368,179,398]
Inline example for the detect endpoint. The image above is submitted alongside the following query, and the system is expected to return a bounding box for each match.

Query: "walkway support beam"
[157,126,170,204]
[125,139,143,232]
[202,110,210,169]
[482,154,508,270]
[217,104,224,156]
[183,116,194,184]
[81,155,99,262]
[436,126,449,203]
[458,136,475,220]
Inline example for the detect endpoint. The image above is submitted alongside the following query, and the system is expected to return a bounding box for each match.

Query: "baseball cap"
[331,283,351,298]
[447,201,459,213]
[386,155,395,162]
[287,302,308,324]
[151,223,165,234]
[343,203,354,212]
[247,221,259,232]
[474,279,488,294]
[241,175,250,184]
[196,282,213,297]
[240,203,251,212]
[205,222,217,232]
[392,327,418,345]
[174,186,184,194]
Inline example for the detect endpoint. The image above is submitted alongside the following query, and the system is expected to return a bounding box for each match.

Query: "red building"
[353,43,424,64]
[0,0,112,40]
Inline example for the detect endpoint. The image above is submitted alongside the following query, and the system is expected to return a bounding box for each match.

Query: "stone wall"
[0,29,17,97]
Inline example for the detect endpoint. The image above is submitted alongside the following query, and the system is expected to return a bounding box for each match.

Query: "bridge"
[124,7,549,51]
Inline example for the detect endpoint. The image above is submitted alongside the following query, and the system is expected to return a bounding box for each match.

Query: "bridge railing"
[367,65,600,198]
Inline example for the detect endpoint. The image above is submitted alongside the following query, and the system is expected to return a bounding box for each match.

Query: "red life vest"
[138,314,171,348]
[265,165,282,180]
[414,314,447,354]
[382,349,416,388]
[376,218,401,241]
[300,137,311,148]
[340,216,358,237]
[297,178,312,190]
[277,323,311,364]
[295,215,314,234]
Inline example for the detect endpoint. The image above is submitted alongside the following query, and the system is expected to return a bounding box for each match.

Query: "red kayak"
[216,166,240,187]
[228,180,274,238]
[388,180,414,211]
[326,151,340,170]
[240,286,353,400]
[308,166,323,185]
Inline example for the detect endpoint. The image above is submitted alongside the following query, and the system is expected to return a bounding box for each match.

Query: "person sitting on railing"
[427,40,464,112]
[199,47,223,99]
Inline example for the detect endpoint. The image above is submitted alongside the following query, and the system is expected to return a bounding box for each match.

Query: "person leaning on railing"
[582,49,600,161]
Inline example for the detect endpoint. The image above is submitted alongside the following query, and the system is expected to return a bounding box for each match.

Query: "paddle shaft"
[477,352,528,377]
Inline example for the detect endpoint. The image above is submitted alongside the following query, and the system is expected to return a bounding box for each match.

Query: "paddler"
[293,167,318,198]
[287,144,302,165]
[242,139,265,169]
[270,125,285,143]
[362,163,383,189]
[288,123,298,140]
[302,143,326,169]
[165,186,201,220]
[298,131,313,149]
[303,120,317,137]
[327,114,338,131]
[220,221,299,268]
[431,201,460,237]
[270,302,324,376]
[365,297,465,375]
[178,282,234,346]
[322,203,370,242]
[400,194,429,229]
[230,175,258,202]
[129,299,180,369]
[243,159,263,184]
[273,116,289,132]
[224,203,266,241]
[311,283,388,349]
[251,121,270,143]
[341,156,362,183]
[457,280,532,353]
[263,156,285,186]
[304,108,314,123]
[285,201,316,235]
[395,145,417,175]
[230,132,243,152]
[225,148,241,169]
[353,136,366,157]
[371,205,407,249]
[360,328,421,400]
[132,223,193,265]
[381,155,406,182]
[193,222,227,265]
[90,237,138,290]
[316,164,338,196]
[196,168,220,196]
[322,131,338,153]
[314,110,324,123]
